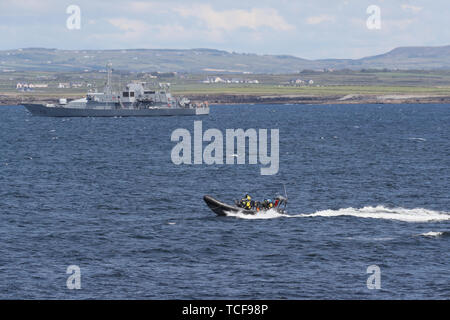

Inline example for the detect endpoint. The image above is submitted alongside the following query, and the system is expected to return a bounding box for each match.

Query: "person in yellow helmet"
[239,194,252,209]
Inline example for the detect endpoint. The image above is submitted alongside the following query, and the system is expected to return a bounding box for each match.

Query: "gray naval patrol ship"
[24,66,209,117]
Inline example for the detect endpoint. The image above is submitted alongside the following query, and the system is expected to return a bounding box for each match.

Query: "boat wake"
[418,231,449,237]
[225,205,450,222]
[225,208,289,220]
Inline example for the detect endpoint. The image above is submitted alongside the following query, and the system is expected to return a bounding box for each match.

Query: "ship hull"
[23,104,209,117]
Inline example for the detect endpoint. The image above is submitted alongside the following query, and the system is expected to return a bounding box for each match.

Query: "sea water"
[0,103,449,299]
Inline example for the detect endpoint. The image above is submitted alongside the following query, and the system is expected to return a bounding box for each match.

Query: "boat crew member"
[274,199,279,207]
[240,194,252,209]
[263,199,274,209]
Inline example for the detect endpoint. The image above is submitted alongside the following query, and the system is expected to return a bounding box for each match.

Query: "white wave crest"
[419,231,445,237]
[225,206,450,222]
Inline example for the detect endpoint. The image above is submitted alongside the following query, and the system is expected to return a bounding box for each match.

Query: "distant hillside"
[1,46,450,73]
[354,45,450,70]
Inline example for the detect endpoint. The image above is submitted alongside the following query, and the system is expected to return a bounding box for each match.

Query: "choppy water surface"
[0,104,449,299]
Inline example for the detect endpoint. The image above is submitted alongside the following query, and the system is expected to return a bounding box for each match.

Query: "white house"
[58,83,70,89]
[29,83,48,88]
[214,77,226,83]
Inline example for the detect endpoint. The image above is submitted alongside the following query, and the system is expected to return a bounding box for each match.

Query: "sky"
[1,0,449,59]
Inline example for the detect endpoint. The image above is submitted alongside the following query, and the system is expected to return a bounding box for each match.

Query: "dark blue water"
[0,104,449,299]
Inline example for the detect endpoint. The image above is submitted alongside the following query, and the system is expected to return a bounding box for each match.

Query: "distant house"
[58,83,70,89]
[16,83,32,91]
[202,77,259,84]
[29,83,48,88]
[17,82,48,90]
[202,77,226,83]
[289,79,305,85]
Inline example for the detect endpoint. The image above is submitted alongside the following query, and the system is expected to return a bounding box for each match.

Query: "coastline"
[2,93,450,106]
[185,93,450,105]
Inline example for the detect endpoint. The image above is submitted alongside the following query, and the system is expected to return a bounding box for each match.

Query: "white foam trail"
[295,206,450,223]
[225,208,289,220]
[225,206,450,222]
[419,231,445,237]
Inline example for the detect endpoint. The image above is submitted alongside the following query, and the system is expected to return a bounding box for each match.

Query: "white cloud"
[350,17,415,32]
[106,4,293,44]
[174,5,294,31]
[8,0,52,10]
[108,18,148,32]
[107,18,197,42]
[128,1,169,14]
[384,19,415,30]
[107,18,149,39]
[401,4,423,13]
[0,0,57,15]
[306,14,336,25]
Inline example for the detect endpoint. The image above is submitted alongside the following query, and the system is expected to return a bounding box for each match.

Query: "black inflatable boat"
[203,195,287,216]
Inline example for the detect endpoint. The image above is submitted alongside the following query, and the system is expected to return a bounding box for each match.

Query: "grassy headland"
[2,69,450,105]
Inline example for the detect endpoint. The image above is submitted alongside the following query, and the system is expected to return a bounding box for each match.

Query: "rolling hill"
[1,45,450,73]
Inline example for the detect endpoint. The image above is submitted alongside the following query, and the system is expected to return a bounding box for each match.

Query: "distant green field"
[2,69,450,98]
[4,84,450,99]
[171,84,450,96]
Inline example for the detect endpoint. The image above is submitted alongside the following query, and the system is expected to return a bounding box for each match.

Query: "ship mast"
[105,62,113,96]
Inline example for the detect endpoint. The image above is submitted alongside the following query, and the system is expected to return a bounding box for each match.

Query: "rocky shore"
[2,93,450,106]
[187,93,450,105]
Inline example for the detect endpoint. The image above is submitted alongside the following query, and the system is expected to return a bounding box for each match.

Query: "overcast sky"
[1,0,449,59]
